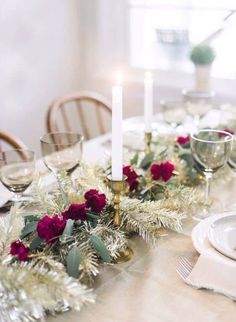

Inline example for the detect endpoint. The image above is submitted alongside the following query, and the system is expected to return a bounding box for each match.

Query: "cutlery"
[176,257,194,280]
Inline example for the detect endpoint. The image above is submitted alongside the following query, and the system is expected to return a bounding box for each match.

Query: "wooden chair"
[0,131,27,150]
[47,91,112,140]
[0,131,28,160]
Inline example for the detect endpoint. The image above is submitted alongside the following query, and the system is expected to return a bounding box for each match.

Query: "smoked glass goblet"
[191,129,233,220]
[0,149,35,203]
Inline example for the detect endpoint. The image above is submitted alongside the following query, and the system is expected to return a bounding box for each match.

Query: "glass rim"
[40,132,84,145]
[190,129,234,144]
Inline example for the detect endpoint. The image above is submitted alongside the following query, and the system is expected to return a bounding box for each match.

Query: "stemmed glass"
[160,100,186,133]
[191,129,233,221]
[40,132,83,177]
[228,136,236,171]
[0,149,35,203]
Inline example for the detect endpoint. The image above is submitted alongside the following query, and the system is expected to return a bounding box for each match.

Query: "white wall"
[1,0,236,157]
[0,0,81,156]
[78,0,236,118]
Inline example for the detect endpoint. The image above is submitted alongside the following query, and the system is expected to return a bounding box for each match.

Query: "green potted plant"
[189,44,216,92]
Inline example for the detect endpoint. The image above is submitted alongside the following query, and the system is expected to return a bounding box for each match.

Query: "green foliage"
[140,152,154,170]
[130,152,139,165]
[62,219,74,237]
[66,246,80,278]
[90,235,111,263]
[30,235,43,250]
[190,45,216,65]
[140,182,166,201]
[179,150,202,186]
[21,221,38,239]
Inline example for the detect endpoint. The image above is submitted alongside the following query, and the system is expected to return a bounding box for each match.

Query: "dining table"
[51,124,236,321]
[1,112,236,322]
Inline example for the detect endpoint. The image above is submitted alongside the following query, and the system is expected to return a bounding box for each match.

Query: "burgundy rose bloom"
[84,189,98,200]
[123,165,139,191]
[10,240,29,261]
[150,163,162,180]
[150,161,175,182]
[219,128,234,138]
[85,189,106,213]
[62,203,87,221]
[37,215,66,243]
[176,136,190,145]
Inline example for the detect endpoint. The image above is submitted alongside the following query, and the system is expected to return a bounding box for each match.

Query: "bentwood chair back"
[0,131,28,158]
[47,91,112,140]
[0,131,27,150]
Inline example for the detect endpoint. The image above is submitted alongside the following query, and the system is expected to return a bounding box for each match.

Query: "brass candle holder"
[144,131,152,154]
[107,175,133,263]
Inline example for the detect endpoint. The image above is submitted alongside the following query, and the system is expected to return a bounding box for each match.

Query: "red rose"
[123,165,139,191]
[84,189,106,213]
[37,215,66,243]
[84,189,98,200]
[176,136,190,145]
[10,240,29,261]
[62,203,87,221]
[150,161,175,182]
[150,163,162,180]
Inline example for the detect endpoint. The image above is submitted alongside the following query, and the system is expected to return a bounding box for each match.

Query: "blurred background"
[1,0,236,155]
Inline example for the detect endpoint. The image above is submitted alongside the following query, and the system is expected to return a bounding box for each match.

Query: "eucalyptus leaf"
[140,188,150,196]
[62,219,74,237]
[90,235,111,263]
[21,221,38,239]
[130,152,139,165]
[30,235,43,250]
[87,213,99,220]
[24,215,41,223]
[140,152,154,170]
[66,246,80,278]
[180,153,194,168]
[179,149,191,157]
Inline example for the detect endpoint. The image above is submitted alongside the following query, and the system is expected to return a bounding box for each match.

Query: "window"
[129,0,236,79]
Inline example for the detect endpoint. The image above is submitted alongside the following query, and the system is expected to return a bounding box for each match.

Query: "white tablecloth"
[47,133,236,322]
[1,125,236,322]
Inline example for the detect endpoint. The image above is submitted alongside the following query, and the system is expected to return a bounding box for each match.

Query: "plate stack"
[192,213,236,261]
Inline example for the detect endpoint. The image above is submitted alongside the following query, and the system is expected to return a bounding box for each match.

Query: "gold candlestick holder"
[107,175,133,263]
[144,132,152,154]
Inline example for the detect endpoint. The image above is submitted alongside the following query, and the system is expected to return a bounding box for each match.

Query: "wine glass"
[160,100,186,134]
[228,136,236,171]
[40,132,83,176]
[191,129,233,221]
[182,89,214,128]
[226,136,236,209]
[0,149,35,203]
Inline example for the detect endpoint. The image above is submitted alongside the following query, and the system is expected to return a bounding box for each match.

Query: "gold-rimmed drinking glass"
[0,149,35,203]
[191,129,233,220]
[40,132,83,177]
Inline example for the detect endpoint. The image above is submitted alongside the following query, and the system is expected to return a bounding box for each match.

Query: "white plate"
[191,213,234,259]
[208,215,236,261]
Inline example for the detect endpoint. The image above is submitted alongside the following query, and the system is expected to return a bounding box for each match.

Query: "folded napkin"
[185,252,236,300]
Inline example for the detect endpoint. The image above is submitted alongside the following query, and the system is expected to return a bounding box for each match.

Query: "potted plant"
[189,44,216,92]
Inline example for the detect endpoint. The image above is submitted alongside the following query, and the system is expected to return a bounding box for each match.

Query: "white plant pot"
[194,64,212,92]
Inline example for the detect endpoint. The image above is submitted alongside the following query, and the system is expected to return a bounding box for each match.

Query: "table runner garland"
[0,134,222,321]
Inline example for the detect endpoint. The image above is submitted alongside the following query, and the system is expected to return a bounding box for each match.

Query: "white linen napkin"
[185,252,236,300]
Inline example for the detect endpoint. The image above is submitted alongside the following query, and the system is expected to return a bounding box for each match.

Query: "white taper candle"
[112,72,123,181]
[144,71,153,133]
